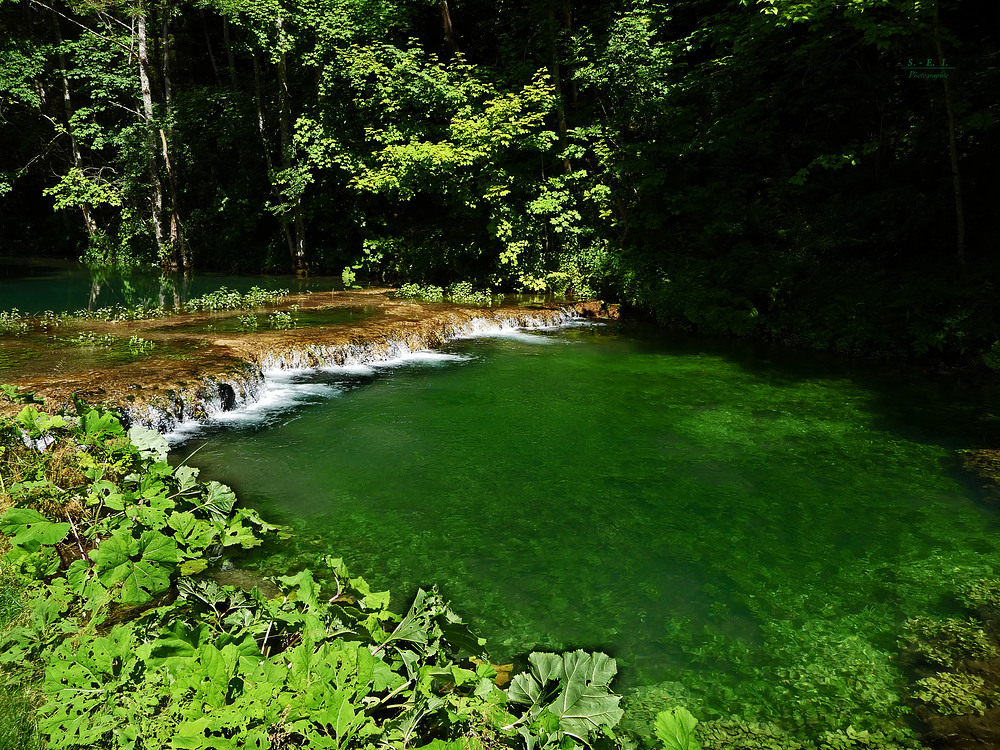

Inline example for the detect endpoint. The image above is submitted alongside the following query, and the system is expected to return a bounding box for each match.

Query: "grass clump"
[395,282,444,302]
[394,281,498,305]
[184,285,288,312]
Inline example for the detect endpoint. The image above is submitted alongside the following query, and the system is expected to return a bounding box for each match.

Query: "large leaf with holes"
[92,529,180,604]
[0,507,71,550]
[127,424,168,461]
[200,481,237,524]
[39,626,139,747]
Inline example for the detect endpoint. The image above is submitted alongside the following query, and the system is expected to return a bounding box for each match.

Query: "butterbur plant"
[506,650,624,749]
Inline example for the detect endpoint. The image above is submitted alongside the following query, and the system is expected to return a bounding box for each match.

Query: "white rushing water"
[159,309,584,443]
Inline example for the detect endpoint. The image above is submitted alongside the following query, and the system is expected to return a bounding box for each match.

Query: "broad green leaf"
[16,405,66,436]
[195,643,233,708]
[0,507,71,549]
[83,409,122,440]
[65,559,109,605]
[170,717,238,750]
[277,569,320,610]
[508,672,543,706]
[221,518,261,548]
[128,424,168,461]
[200,481,237,523]
[180,558,209,575]
[151,620,214,662]
[653,707,700,750]
[528,651,564,687]
[174,464,200,492]
[168,510,220,552]
[92,529,180,604]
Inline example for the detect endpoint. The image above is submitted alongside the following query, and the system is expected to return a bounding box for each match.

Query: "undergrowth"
[0,386,624,750]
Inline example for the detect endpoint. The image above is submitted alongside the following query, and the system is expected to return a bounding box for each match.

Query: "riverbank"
[1,290,611,433]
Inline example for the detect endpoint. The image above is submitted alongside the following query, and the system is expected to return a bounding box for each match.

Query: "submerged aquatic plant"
[912,672,995,716]
[902,617,997,667]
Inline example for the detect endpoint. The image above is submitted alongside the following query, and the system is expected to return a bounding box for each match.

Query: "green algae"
[0,344,40,372]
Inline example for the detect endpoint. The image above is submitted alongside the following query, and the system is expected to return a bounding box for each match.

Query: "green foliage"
[654,707,700,750]
[127,335,154,355]
[959,578,1000,611]
[507,650,624,749]
[0,680,41,750]
[446,282,497,306]
[0,393,628,749]
[0,310,29,335]
[71,305,169,322]
[184,287,288,313]
[697,719,807,750]
[267,311,294,329]
[394,281,498,305]
[0,385,44,405]
[237,313,259,332]
[395,283,445,302]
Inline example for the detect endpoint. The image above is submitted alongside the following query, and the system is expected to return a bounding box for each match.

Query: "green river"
[174,320,1000,731]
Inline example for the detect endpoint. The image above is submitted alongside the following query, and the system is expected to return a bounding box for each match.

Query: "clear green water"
[176,322,1000,732]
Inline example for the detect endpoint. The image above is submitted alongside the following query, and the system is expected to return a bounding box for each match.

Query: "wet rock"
[1,291,576,434]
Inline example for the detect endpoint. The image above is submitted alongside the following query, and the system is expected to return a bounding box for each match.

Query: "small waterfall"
[131,306,579,435]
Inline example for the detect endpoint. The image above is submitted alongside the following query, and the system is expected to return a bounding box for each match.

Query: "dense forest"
[2,0,1000,358]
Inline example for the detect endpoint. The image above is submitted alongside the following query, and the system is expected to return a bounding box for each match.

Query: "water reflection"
[0,257,345,313]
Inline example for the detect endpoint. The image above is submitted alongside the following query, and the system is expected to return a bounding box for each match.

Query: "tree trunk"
[136,13,169,265]
[253,50,297,264]
[561,0,577,107]
[161,10,188,269]
[52,12,98,241]
[199,9,222,86]
[934,0,966,265]
[440,0,459,58]
[547,3,570,174]
[276,16,306,274]
[222,17,238,91]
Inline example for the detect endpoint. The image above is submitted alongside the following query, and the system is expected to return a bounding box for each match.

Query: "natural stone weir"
[1,289,595,434]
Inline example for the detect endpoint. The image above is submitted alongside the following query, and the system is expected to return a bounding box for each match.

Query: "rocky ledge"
[2,290,607,433]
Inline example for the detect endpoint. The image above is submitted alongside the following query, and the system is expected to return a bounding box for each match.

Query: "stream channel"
[169,318,1000,726]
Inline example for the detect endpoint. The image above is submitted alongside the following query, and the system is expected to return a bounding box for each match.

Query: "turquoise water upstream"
[175,321,1000,730]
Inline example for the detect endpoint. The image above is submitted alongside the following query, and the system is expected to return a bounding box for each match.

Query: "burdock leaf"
[92,529,179,604]
[0,507,70,550]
